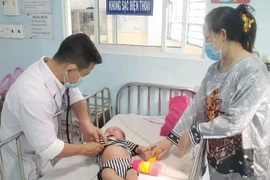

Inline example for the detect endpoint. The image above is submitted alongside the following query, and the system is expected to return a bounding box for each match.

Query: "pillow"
[160,96,190,136]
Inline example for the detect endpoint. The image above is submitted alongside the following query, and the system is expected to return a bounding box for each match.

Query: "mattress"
[40,114,194,180]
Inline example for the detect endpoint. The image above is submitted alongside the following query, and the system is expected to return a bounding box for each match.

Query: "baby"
[97,126,151,180]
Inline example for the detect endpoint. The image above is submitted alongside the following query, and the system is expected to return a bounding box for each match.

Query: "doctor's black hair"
[53,33,102,70]
[205,4,257,53]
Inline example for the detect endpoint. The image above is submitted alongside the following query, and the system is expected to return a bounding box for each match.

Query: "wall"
[78,54,212,113]
[0,0,65,78]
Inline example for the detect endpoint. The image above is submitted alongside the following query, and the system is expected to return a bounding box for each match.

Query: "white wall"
[79,54,213,113]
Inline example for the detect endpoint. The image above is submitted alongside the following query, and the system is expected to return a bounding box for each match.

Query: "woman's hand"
[148,138,173,160]
[136,146,152,161]
[178,130,191,156]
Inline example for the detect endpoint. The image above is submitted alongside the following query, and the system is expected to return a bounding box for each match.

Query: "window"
[70,0,95,40]
[98,1,161,46]
[187,0,205,48]
[71,9,95,39]
[69,0,206,57]
[167,0,183,46]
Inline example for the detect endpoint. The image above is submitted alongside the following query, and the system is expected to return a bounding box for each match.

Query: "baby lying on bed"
[97,126,151,180]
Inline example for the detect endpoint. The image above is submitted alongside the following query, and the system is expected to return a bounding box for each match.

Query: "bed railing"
[59,87,112,144]
[116,82,206,180]
[84,87,112,128]
[189,140,207,180]
[116,82,196,116]
[0,132,25,180]
[0,87,112,180]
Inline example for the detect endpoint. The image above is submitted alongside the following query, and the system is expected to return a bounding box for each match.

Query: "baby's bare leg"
[126,169,138,180]
[101,168,124,180]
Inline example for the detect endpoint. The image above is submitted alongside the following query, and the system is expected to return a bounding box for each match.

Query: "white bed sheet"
[40,114,194,180]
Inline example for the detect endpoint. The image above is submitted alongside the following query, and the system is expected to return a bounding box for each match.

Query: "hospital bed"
[40,82,206,180]
[0,83,206,180]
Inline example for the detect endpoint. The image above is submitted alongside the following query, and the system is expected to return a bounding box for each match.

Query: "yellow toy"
[132,150,162,176]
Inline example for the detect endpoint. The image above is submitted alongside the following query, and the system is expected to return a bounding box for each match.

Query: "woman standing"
[151,4,270,180]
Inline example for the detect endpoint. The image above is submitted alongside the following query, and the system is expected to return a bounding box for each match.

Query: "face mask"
[64,69,83,88]
[204,32,225,61]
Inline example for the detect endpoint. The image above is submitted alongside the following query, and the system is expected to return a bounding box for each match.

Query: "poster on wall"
[106,0,153,16]
[28,14,53,39]
[23,0,52,13]
[211,0,250,3]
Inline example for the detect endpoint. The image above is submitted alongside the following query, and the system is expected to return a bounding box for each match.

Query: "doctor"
[0,33,107,179]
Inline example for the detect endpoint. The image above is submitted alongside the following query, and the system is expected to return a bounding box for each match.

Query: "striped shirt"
[98,137,138,166]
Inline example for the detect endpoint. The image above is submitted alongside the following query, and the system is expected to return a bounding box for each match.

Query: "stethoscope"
[65,88,71,143]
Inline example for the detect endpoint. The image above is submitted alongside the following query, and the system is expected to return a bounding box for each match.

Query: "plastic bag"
[0,74,15,99]
[0,67,24,99]
[13,67,24,80]
[160,96,190,136]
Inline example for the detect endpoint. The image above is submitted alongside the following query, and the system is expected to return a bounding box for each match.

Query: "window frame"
[186,0,206,48]
[65,0,205,60]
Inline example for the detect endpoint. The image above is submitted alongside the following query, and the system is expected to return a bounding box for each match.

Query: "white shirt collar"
[38,56,65,97]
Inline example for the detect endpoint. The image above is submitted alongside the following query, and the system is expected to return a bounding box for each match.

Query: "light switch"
[15,25,23,39]
[9,24,16,38]
[3,24,10,38]
[0,24,4,38]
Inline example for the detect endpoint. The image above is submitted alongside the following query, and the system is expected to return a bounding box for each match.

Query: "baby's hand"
[136,146,152,161]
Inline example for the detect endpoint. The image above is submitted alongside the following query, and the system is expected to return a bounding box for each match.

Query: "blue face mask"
[204,43,222,61]
[204,32,225,61]
[64,69,83,88]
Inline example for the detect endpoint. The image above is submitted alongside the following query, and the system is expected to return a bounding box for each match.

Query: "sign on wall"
[23,0,52,13]
[106,0,153,16]
[1,0,19,16]
[28,14,53,39]
[211,0,250,2]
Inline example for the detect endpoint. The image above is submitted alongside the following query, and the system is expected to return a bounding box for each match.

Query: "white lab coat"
[0,57,84,180]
